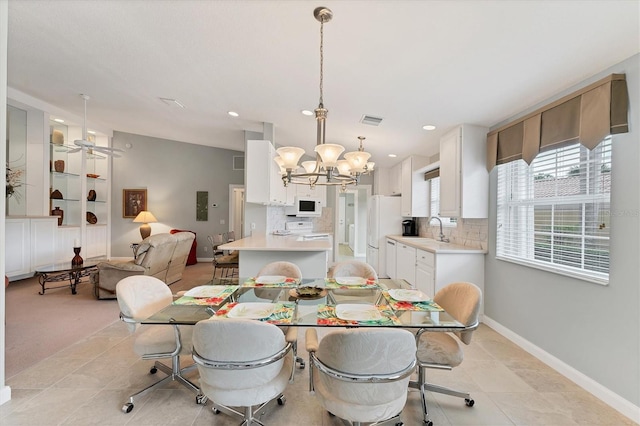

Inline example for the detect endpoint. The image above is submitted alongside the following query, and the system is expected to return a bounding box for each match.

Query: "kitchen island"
[219,233,332,277]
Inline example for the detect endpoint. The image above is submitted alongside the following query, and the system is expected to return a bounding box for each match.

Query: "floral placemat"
[215,302,296,325]
[173,286,237,306]
[324,278,379,290]
[316,304,401,326]
[382,290,444,312]
[242,277,301,288]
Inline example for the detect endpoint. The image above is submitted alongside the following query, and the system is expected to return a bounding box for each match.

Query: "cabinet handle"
[387,241,395,246]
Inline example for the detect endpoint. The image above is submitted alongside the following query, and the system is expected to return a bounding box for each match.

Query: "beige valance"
[423,168,440,181]
[487,74,629,171]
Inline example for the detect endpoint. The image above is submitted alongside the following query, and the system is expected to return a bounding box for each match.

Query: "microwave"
[285,196,322,217]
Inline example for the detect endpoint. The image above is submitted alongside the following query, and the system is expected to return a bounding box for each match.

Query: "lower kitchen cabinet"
[395,242,416,286]
[385,238,397,279]
[415,249,435,296]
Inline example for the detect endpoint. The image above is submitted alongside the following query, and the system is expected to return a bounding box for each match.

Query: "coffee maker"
[402,219,418,236]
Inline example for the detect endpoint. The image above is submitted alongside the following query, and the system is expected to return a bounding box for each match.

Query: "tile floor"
[1,321,636,425]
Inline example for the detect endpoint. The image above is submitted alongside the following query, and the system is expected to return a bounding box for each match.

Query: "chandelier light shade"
[133,210,157,240]
[314,143,344,168]
[273,6,374,190]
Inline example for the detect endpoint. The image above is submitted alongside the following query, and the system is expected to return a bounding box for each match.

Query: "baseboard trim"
[0,385,11,405]
[483,316,640,424]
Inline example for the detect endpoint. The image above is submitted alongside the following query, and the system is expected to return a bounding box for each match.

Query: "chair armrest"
[309,353,416,383]
[305,328,319,353]
[192,342,292,370]
[285,327,298,344]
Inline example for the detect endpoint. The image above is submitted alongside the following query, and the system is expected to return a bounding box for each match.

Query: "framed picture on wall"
[123,189,147,218]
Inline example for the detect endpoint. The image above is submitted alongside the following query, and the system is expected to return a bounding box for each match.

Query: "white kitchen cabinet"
[439,124,489,218]
[385,238,397,279]
[5,217,57,279]
[295,184,327,205]
[395,242,416,286]
[245,140,287,205]
[415,249,435,297]
[400,155,430,217]
[373,167,390,195]
[389,163,402,196]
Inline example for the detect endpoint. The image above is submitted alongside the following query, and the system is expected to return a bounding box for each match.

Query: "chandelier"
[274,6,374,190]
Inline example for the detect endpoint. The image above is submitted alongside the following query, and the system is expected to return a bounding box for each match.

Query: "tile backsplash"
[417,217,488,250]
[267,206,334,234]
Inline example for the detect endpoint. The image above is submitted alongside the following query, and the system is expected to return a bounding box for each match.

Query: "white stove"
[285,221,314,234]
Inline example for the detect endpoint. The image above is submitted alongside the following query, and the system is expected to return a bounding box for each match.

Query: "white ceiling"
[7,0,639,168]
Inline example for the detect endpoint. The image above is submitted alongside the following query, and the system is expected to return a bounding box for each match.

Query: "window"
[429,177,456,225]
[496,137,611,284]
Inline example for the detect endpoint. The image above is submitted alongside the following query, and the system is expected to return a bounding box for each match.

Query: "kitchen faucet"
[428,216,450,243]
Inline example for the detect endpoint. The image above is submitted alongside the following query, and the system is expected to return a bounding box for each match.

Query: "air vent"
[233,155,245,170]
[360,115,383,126]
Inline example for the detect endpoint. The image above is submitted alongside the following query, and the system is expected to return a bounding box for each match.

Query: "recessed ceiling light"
[228,111,239,117]
[301,110,313,116]
[422,125,436,131]
[53,118,64,123]
[87,130,96,135]
[388,154,397,158]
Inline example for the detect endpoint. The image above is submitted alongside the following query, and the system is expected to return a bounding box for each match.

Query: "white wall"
[110,131,244,258]
[485,54,639,415]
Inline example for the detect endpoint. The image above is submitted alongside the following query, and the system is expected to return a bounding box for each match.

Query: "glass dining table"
[143,276,468,332]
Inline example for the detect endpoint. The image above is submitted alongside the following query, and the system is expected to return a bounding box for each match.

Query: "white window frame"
[496,138,611,285]
[428,177,456,226]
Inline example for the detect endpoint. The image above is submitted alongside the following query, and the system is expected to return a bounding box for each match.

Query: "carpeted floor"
[4,261,215,378]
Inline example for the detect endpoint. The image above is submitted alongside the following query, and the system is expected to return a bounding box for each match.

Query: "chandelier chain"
[319,18,324,106]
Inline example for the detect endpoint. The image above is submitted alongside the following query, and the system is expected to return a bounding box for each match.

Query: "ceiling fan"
[67,94,124,158]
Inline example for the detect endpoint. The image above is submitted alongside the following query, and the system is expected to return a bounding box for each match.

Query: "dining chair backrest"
[433,281,482,344]
[193,318,291,398]
[310,327,416,423]
[257,261,302,279]
[116,275,173,327]
[329,260,378,280]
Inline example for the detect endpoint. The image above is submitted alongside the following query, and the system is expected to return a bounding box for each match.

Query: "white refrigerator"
[366,195,403,278]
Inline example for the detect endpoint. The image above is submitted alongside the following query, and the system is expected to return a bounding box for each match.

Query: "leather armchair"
[92,232,195,299]
[166,231,196,284]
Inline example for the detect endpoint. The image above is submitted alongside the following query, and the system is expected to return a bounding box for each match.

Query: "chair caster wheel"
[465,398,475,407]
[395,422,403,426]
[423,420,433,426]
[196,394,208,405]
[277,396,286,405]
[149,366,157,374]
[298,361,306,369]
[212,407,221,414]
[122,403,134,413]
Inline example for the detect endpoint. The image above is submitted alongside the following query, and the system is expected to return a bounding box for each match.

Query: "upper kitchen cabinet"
[389,162,402,196]
[439,124,489,218]
[245,140,287,206]
[289,183,327,206]
[400,155,430,217]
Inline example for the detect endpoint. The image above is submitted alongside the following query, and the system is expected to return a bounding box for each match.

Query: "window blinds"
[496,138,611,282]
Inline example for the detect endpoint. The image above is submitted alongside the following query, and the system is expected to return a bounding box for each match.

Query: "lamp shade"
[314,143,344,168]
[336,160,352,176]
[276,147,305,170]
[133,211,157,240]
[344,150,371,173]
[133,211,157,224]
[301,161,318,173]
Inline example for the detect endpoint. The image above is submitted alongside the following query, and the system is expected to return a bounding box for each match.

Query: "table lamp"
[133,211,157,240]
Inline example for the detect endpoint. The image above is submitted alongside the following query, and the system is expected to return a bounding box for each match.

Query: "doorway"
[229,185,244,239]
[333,185,371,263]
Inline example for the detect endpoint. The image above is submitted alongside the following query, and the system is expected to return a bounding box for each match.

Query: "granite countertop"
[219,233,333,252]
[386,235,487,254]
